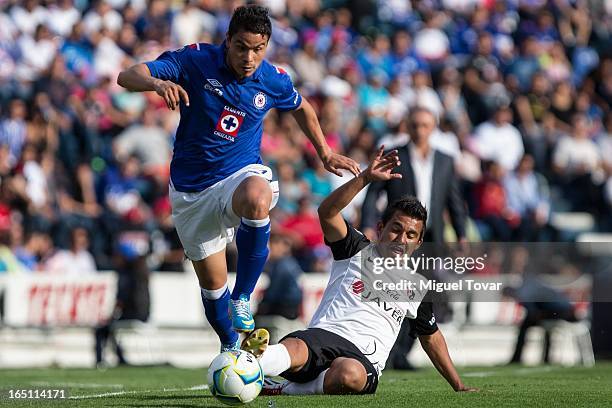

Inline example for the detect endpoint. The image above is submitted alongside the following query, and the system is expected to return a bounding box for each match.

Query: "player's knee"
[280,338,309,372]
[331,359,367,393]
[244,195,270,219]
[235,178,272,219]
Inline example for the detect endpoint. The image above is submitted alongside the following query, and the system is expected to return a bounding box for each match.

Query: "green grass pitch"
[1,364,612,407]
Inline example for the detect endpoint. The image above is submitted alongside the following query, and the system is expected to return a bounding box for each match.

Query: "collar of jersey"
[217,41,263,83]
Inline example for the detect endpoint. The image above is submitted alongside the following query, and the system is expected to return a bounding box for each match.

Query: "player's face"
[376,212,424,258]
[226,30,269,79]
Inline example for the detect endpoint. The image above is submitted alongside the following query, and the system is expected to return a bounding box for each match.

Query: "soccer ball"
[207,350,263,405]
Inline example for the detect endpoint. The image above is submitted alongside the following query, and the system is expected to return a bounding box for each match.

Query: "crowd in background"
[0,0,611,275]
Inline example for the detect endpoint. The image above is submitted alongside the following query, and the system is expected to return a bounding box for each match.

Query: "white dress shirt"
[410,145,435,217]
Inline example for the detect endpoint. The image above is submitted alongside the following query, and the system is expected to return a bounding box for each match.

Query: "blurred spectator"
[114,108,171,180]
[552,113,603,211]
[357,69,390,135]
[0,99,27,168]
[45,227,97,274]
[83,1,123,36]
[17,24,57,81]
[95,227,151,367]
[405,70,443,120]
[151,196,184,272]
[462,32,503,125]
[275,160,308,215]
[302,157,332,207]
[257,233,303,320]
[294,30,326,91]
[504,155,550,241]
[473,161,519,241]
[506,267,580,365]
[47,0,80,37]
[10,0,48,37]
[279,196,325,271]
[472,104,525,172]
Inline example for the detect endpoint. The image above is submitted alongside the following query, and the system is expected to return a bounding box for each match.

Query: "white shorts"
[169,164,279,261]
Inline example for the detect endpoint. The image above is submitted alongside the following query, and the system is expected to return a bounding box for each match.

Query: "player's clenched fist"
[154,80,190,111]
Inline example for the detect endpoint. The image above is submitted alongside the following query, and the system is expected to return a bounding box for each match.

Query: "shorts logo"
[215,106,246,141]
[253,92,267,109]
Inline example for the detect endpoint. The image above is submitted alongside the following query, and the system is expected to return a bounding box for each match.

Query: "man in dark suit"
[361,106,467,369]
[362,106,466,243]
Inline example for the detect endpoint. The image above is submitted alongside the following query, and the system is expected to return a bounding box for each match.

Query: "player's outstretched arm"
[318,147,401,242]
[117,63,189,111]
[291,98,360,177]
[419,330,479,392]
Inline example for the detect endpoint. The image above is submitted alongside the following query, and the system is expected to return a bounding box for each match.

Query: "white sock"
[259,344,291,376]
[201,283,228,300]
[241,216,270,227]
[282,369,328,395]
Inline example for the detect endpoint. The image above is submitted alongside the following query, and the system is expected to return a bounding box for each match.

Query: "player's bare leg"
[229,176,273,332]
[192,250,228,289]
[260,340,369,395]
[193,249,239,351]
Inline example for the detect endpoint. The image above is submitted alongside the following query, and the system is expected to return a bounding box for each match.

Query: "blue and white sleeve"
[145,50,183,83]
[274,73,302,112]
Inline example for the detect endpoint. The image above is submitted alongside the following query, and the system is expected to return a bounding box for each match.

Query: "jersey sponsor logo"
[429,315,436,326]
[207,78,223,87]
[253,92,267,109]
[352,279,365,295]
[215,106,246,141]
[349,278,404,324]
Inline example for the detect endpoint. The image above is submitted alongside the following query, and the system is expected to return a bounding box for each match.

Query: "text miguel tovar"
[371,279,503,293]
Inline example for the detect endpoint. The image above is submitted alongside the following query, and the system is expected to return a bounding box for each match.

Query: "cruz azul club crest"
[253,92,267,109]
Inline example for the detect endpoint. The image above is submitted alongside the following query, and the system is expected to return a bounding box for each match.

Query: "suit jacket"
[361,143,466,243]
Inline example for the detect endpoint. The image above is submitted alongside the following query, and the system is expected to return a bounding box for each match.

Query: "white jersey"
[309,222,438,375]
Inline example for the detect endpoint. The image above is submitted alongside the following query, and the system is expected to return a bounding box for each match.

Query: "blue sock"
[231,217,270,300]
[201,285,237,345]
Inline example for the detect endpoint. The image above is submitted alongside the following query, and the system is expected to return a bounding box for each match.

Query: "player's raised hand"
[362,146,402,182]
[154,80,190,110]
[321,152,361,177]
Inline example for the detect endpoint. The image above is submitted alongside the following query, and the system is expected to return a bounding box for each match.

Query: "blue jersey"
[145,42,302,192]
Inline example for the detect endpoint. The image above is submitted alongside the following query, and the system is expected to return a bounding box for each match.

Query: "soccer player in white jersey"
[243,147,477,395]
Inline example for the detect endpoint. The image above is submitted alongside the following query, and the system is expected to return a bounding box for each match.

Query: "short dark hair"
[381,196,428,236]
[228,5,272,39]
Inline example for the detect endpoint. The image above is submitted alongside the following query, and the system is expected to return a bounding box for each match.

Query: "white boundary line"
[69,384,208,399]
[31,381,124,389]
[464,366,559,378]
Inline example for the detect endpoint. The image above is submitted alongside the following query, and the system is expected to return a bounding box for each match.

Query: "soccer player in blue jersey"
[117,5,360,352]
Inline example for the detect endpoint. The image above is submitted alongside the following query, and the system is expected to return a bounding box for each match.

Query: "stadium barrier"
[0,272,592,368]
